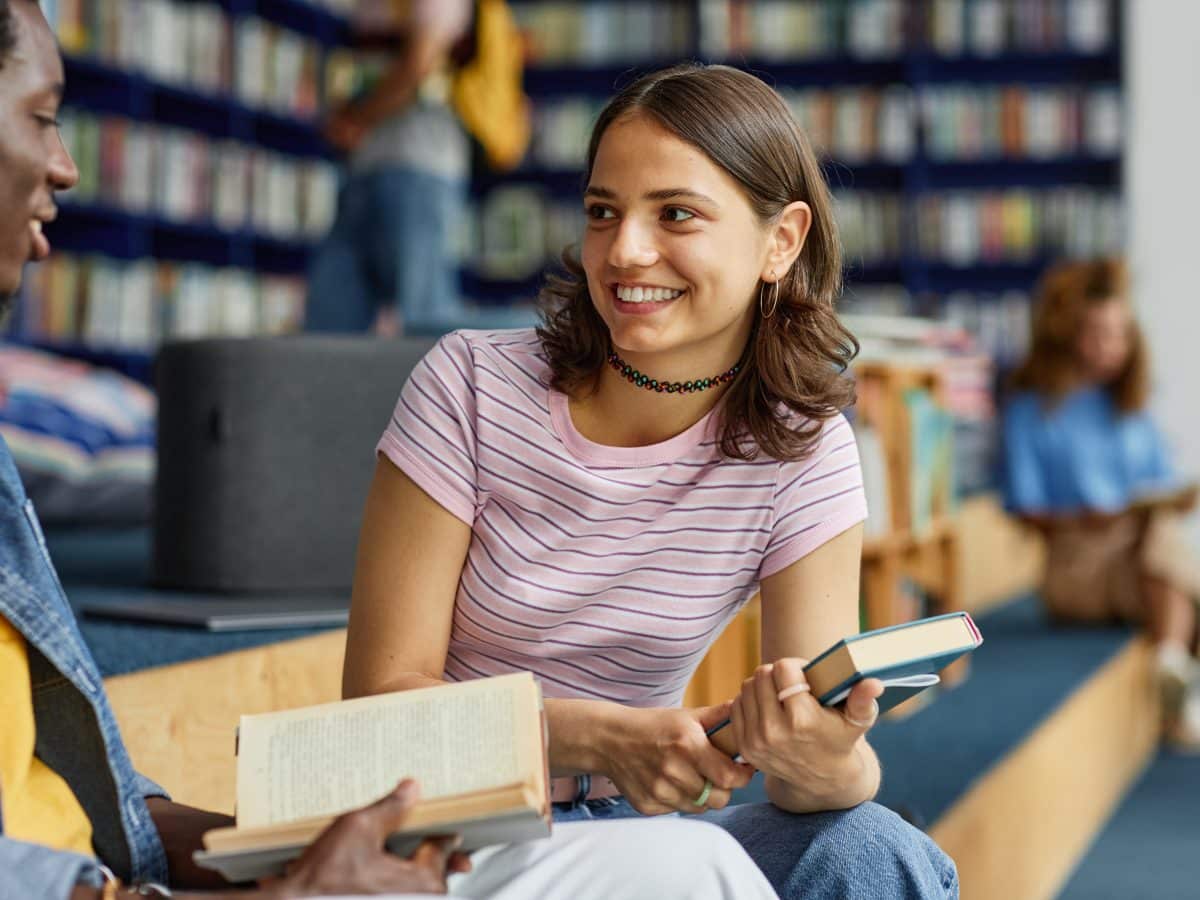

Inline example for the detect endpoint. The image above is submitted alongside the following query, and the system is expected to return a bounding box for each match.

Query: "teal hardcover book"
[705,612,985,754]
[805,611,983,714]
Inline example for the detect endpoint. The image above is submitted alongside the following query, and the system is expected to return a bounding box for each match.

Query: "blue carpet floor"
[46,527,339,677]
[1057,749,1200,900]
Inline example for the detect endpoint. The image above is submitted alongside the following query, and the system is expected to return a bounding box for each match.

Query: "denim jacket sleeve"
[133,771,169,802]
[0,835,106,900]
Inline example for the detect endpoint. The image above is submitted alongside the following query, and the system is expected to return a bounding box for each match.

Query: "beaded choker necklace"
[607,351,740,395]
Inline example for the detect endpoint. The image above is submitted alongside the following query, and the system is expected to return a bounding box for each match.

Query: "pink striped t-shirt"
[377,329,868,708]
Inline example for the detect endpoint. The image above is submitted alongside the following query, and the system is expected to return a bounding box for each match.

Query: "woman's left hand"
[729,658,883,800]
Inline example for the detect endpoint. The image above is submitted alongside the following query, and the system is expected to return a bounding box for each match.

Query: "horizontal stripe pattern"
[378,329,867,707]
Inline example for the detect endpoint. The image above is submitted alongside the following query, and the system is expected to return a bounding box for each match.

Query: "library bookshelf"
[477,0,1123,371]
[12,0,351,381]
[19,0,1122,388]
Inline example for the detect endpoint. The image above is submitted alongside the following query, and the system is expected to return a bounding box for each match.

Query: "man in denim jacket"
[0,4,783,899]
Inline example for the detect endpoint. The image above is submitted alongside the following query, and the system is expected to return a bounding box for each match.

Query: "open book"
[194,672,550,883]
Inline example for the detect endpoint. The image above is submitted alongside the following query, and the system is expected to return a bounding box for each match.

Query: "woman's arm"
[340,461,631,769]
[341,458,473,697]
[743,522,882,813]
[343,459,750,811]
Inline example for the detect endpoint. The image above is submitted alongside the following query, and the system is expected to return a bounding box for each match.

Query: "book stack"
[842,286,1030,374]
[59,109,339,242]
[19,255,307,351]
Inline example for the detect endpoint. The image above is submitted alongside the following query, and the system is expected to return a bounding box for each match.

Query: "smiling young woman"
[539,65,857,461]
[344,63,958,899]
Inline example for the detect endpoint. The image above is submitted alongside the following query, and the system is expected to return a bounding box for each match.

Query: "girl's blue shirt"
[1002,385,1176,514]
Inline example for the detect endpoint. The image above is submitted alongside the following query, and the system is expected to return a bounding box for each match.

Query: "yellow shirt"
[0,615,94,855]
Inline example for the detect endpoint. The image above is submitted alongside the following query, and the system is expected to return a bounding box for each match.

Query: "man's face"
[0,3,78,315]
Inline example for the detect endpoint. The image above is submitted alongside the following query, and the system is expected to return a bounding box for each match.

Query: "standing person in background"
[307,0,474,336]
[1003,258,1200,749]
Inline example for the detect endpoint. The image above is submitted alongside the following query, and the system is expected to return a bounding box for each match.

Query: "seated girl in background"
[343,64,957,898]
[1003,258,1200,747]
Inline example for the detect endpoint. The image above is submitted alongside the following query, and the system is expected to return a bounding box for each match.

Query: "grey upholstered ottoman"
[152,335,436,593]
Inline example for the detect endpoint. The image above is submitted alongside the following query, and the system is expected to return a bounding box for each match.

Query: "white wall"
[1127,0,1200,549]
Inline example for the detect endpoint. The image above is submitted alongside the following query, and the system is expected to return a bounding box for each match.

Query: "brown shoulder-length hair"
[535,63,858,462]
[1010,258,1149,412]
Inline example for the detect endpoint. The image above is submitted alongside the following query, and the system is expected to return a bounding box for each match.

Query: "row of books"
[513,2,694,66]
[698,0,1112,61]
[46,0,326,120]
[59,110,340,242]
[835,193,905,266]
[922,0,1112,56]
[921,85,1120,160]
[17,254,307,351]
[524,84,1118,172]
[828,188,1120,271]
[699,0,906,60]
[913,188,1120,265]
[465,185,1118,280]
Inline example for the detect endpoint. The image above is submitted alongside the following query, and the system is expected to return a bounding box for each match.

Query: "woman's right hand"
[265,780,470,898]
[598,703,756,816]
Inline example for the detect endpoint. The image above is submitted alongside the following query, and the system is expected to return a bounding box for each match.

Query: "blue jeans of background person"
[306,167,466,333]
[553,796,958,899]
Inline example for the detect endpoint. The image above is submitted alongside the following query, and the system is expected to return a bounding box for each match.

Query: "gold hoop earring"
[759,274,780,319]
